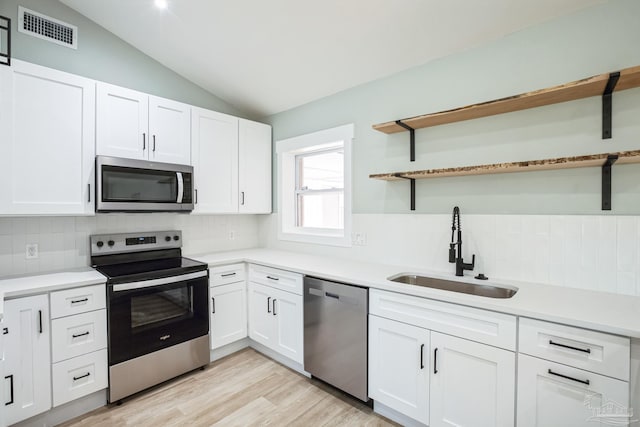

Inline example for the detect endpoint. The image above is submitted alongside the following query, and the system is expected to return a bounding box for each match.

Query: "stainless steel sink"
[388,274,518,299]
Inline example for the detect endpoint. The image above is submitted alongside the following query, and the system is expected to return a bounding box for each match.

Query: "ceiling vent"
[18,6,77,49]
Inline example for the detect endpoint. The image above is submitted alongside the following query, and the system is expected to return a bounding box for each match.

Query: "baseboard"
[210,338,250,362]
[373,401,426,427]
[13,390,107,427]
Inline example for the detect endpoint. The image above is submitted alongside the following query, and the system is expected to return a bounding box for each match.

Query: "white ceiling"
[60,0,605,117]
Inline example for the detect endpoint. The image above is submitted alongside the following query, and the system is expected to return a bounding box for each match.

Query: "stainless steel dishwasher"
[303,276,369,402]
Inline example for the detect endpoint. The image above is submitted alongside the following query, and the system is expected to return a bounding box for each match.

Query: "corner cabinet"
[3,295,51,426]
[0,60,95,215]
[191,108,272,214]
[96,82,191,165]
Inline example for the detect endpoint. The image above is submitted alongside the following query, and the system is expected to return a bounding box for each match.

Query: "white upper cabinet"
[239,119,272,213]
[0,60,95,215]
[96,82,191,165]
[191,109,272,214]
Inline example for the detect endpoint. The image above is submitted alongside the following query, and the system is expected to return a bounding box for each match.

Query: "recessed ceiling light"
[154,0,168,9]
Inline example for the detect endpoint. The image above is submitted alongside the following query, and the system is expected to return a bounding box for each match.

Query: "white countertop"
[0,268,106,318]
[192,248,640,339]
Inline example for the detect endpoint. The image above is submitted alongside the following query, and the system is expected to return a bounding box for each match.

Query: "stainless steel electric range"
[90,230,209,403]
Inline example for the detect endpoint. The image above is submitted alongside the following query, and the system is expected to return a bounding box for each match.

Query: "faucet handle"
[470,254,476,269]
[449,244,456,263]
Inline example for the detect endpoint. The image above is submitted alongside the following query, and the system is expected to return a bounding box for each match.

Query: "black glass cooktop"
[95,256,207,285]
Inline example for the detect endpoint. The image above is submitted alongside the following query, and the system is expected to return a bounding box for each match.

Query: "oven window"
[131,287,193,330]
[102,166,178,203]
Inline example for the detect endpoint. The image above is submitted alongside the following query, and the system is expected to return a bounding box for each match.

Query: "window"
[276,124,352,246]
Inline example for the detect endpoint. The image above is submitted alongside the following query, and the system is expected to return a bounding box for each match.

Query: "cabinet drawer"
[210,263,246,287]
[370,289,516,351]
[51,284,106,319]
[248,264,302,295]
[519,318,630,381]
[52,310,107,363]
[52,349,108,407]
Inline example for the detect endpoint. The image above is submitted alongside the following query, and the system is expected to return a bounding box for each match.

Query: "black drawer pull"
[221,272,237,277]
[548,369,590,385]
[38,310,43,334]
[273,299,277,316]
[549,340,591,354]
[73,372,91,381]
[434,348,438,374]
[72,331,90,338]
[212,297,216,314]
[266,276,279,281]
[267,296,271,313]
[325,292,340,299]
[420,344,425,369]
[5,375,14,405]
[71,298,89,304]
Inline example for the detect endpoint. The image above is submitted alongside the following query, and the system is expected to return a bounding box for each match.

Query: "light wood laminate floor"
[59,348,398,426]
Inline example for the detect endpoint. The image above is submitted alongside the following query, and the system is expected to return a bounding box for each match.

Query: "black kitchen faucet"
[449,206,475,276]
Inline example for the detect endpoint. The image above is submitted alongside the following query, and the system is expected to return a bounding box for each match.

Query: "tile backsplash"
[0,214,259,278]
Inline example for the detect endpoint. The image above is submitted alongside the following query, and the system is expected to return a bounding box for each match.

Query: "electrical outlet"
[228,230,235,240]
[352,232,367,246]
[25,243,39,259]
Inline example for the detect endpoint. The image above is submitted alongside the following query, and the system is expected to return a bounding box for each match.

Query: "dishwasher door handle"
[325,292,340,299]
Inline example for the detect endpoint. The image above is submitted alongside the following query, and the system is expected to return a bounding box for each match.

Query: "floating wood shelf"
[373,65,640,135]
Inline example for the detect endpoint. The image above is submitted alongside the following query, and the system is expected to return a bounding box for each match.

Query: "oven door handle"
[112,270,207,292]
[176,172,184,203]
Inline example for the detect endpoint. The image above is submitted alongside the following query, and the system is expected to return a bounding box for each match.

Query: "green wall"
[0,0,246,117]
[266,0,640,215]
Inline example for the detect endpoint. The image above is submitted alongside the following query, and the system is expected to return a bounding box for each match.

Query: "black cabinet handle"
[143,133,146,150]
[548,369,590,385]
[420,344,425,369]
[266,276,279,281]
[88,184,91,203]
[5,375,14,405]
[72,331,90,338]
[212,297,215,314]
[267,296,271,313]
[221,272,236,277]
[549,340,591,354]
[71,298,89,304]
[434,348,438,374]
[273,299,277,316]
[73,372,91,381]
[152,135,156,152]
[241,191,245,205]
[2,327,7,335]
[38,310,43,334]
[195,189,198,204]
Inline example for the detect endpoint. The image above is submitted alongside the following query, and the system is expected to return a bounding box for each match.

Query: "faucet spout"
[448,206,475,277]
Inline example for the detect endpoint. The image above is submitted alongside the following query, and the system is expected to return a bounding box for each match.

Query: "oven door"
[108,271,209,365]
[96,155,194,212]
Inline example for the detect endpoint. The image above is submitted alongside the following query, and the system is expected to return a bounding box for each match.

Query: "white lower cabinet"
[52,349,108,407]
[248,281,303,364]
[517,354,630,427]
[369,315,430,425]
[430,331,515,427]
[3,295,51,425]
[210,281,247,349]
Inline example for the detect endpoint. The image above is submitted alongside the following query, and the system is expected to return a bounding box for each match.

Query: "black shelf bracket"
[394,174,416,210]
[602,72,620,139]
[602,154,618,210]
[396,120,416,161]
[0,16,10,66]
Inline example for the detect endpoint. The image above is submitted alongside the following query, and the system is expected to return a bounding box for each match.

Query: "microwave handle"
[176,172,184,203]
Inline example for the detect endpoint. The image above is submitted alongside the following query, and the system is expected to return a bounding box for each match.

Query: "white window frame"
[276,124,353,247]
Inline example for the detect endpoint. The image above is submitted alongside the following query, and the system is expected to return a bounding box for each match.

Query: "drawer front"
[51,284,106,319]
[52,309,108,363]
[52,349,108,407]
[248,264,303,295]
[519,318,630,381]
[210,263,246,287]
[370,289,516,351]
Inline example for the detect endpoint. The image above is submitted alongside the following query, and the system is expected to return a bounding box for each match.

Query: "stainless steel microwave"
[96,156,194,212]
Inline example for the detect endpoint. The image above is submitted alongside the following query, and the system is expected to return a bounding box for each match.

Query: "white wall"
[0,214,258,278]
[260,213,640,296]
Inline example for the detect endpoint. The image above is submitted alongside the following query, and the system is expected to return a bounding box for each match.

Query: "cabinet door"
[238,119,272,214]
[149,96,191,164]
[368,315,430,425]
[96,82,148,160]
[271,287,303,364]
[0,61,95,215]
[430,332,515,427]
[247,282,275,348]
[517,354,630,427]
[210,282,247,350]
[191,108,239,213]
[3,295,51,425]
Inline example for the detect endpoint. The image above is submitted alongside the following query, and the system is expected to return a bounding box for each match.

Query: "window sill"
[278,229,352,247]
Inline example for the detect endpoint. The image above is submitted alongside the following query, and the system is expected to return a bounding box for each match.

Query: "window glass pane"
[298,150,343,191]
[298,192,344,229]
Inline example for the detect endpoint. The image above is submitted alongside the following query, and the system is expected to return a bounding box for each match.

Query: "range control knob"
[108,240,115,247]
[173,235,180,241]
[165,236,171,242]
[96,241,104,248]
